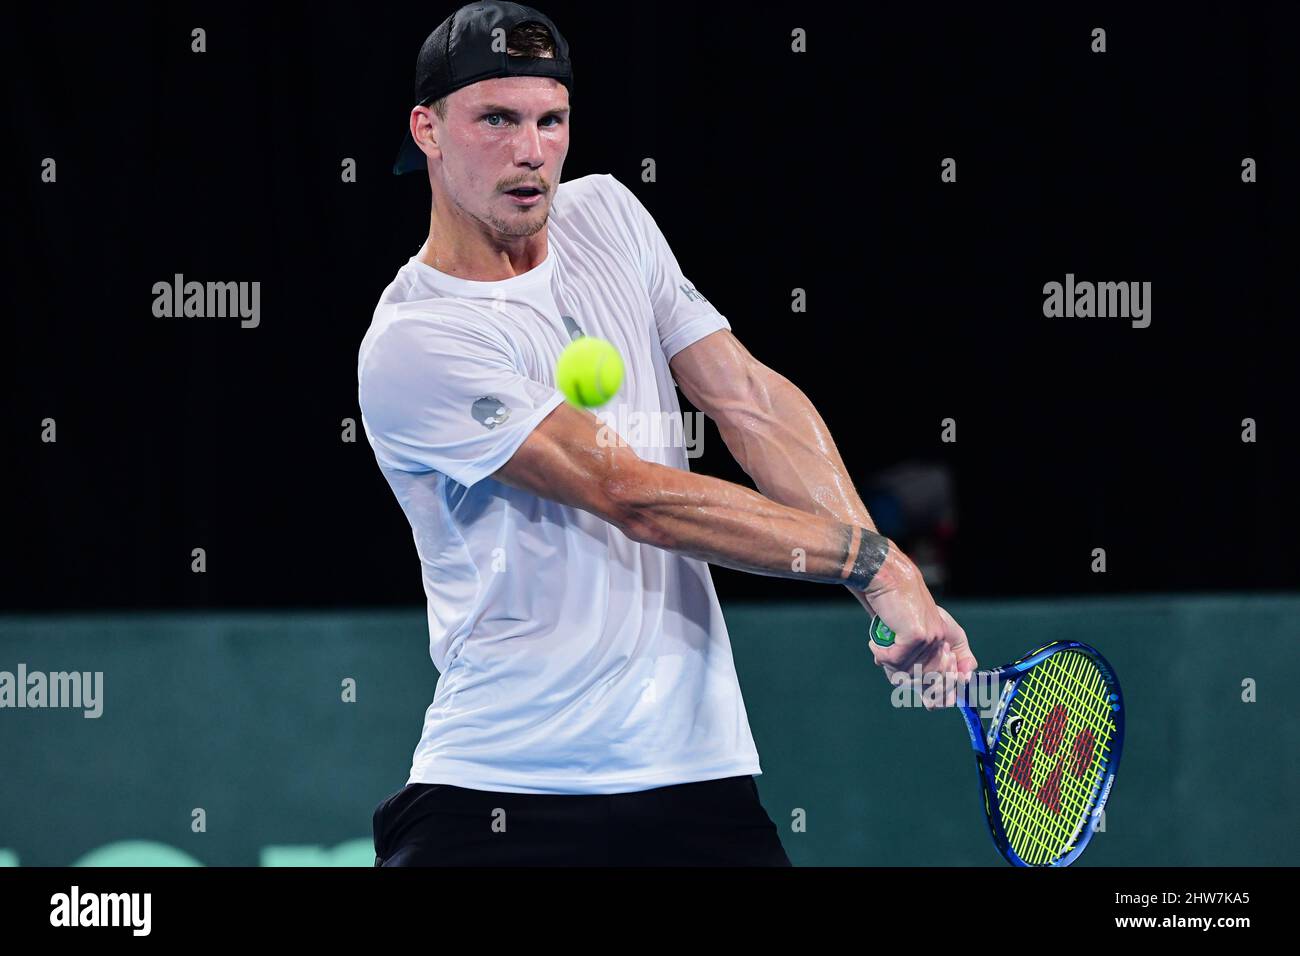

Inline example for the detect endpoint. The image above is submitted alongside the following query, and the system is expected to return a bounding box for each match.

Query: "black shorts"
[372,774,792,867]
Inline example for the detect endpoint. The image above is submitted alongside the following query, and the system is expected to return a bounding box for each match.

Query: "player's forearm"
[613,461,893,594]
[709,367,881,605]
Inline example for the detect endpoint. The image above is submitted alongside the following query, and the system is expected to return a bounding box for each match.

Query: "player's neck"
[419,215,548,281]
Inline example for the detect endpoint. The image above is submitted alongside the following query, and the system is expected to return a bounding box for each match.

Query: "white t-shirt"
[357,173,762,794]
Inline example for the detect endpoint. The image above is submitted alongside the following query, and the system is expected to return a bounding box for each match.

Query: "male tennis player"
[359,1,976,866]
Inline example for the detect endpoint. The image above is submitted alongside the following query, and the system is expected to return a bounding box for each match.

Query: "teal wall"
[1,595,1295,865]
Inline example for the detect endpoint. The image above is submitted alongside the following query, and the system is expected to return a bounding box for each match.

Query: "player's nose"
[513,124,547,167]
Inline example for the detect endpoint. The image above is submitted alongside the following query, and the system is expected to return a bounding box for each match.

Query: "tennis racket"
[869,615,1124,866]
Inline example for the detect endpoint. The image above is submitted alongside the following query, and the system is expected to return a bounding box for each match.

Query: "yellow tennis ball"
[555,336,624,407]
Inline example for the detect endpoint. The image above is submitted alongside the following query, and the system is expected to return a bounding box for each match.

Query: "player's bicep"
[669,329,770,425]
[491,400,653,532]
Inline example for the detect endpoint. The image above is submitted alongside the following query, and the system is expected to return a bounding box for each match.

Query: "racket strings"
[997,664,1110,861]
[992,650,1118,865]
[997,654,1116,862]
[1001,657,1114,862]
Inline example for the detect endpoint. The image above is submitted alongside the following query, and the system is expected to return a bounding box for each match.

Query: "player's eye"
[482,113,562,128]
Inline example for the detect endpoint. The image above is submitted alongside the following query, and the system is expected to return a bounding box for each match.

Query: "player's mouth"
[504,186,545,206]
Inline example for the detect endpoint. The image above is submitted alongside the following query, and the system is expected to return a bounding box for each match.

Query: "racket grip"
[868,615,896,647]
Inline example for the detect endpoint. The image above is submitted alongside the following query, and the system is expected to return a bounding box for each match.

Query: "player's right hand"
[865,550,977,709]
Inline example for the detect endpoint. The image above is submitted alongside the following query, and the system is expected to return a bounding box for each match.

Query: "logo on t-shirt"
[561,314,585,340]
[471,396,512,430]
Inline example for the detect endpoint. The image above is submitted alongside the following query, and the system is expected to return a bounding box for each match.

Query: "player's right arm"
[494,401,932,627]
[495,403,966,700]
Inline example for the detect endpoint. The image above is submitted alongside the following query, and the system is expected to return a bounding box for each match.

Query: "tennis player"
[359,1,976,866]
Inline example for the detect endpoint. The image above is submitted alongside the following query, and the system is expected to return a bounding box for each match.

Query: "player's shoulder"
[553,172,643,219]
[556,171,624,200]
[375,260,501,328]
[361,271,500,367]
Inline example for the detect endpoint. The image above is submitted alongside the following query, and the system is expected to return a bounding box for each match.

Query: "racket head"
[961,641,1124,867]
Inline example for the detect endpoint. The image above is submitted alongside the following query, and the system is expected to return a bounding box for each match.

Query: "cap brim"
[393,130,426,175]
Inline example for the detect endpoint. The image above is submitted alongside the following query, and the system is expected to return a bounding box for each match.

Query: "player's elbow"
[601,466,675,550]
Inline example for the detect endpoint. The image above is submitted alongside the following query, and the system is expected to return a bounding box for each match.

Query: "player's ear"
[411,105,441,159]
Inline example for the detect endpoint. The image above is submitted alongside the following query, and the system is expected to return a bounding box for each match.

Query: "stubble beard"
[483,199,549,237]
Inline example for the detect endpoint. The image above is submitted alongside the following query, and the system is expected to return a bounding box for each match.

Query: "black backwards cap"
[393,1,574,175]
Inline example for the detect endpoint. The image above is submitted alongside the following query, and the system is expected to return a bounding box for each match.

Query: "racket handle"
[868,615,896,647]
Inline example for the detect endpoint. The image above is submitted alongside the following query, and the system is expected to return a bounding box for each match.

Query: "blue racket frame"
[957,640,1125,867]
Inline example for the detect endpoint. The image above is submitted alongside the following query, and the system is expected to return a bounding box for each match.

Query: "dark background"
[3,2,1295,610]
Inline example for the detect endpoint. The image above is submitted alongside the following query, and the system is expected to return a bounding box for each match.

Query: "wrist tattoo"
[844,526,890,591]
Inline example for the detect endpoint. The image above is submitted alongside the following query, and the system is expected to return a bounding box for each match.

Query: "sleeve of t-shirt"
[603,174,732,362]
[358,309,566,489]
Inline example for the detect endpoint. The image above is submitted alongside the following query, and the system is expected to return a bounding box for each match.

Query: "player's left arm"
[668,329,882,614]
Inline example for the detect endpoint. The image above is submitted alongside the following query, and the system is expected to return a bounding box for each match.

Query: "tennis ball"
[555,336,624,407]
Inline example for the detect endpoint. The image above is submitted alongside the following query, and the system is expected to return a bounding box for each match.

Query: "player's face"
[438,77,570,238]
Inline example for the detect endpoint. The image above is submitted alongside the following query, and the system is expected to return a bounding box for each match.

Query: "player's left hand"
[870,604,977,710]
